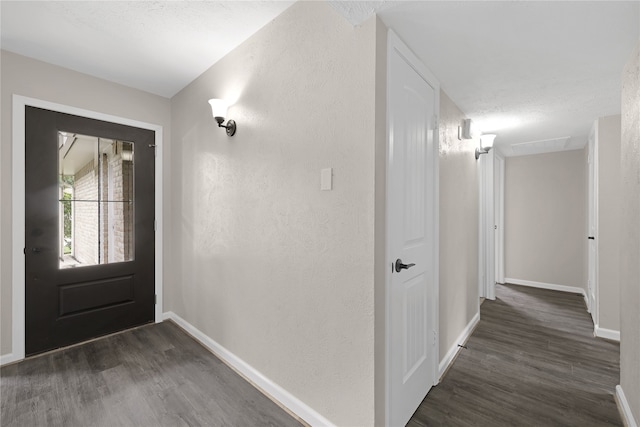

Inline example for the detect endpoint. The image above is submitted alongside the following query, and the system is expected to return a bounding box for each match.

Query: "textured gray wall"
[168,2,377,425]
[596,115,622,333]
[619,41,640,425]
[438,90,480,361]
[505,150,587,290]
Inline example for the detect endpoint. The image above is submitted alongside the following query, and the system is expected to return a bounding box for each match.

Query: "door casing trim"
[587,121,599,326]
[494,152,505,286]
[7,95,163,364]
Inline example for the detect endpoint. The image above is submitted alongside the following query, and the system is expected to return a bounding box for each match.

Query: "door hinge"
[155,294,157,304]
[433,330,437,346]
[154,220,157,232]
[23,247,26,255]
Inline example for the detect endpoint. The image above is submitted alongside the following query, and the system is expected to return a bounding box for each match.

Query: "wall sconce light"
[459,118,476,140]
[208,98,237,136]
[475,134,496,159]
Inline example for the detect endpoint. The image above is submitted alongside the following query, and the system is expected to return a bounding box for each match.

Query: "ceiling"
[374,1,640,155]
[0,1,295,98]
[2,1,638,156]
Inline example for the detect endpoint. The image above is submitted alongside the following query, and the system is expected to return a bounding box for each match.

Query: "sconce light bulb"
[208,99,229,119]
[480,134,497,150]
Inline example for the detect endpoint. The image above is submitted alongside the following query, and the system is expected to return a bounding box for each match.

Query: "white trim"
[505,278,587,297]
[0,353,20,366]
[594,326,620,342]
[616,385,638,427]
[587,121,599,323]
[387,31,441,93]
[153,126,164,323]
[478,159,484,298]
[438,311,480,379]
[478,150,496,300]
[433,99,440,386]
[494,153,505,285]
[11,96,27,362]
[4,95,163,365]
[162,311,334,427]
[386,30,440,427]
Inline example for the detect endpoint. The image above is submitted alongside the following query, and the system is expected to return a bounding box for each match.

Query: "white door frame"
[385,30,440,426]
[478,150,496,300]
[494,153,505,285]
[5,95,163,365]
[587,121,599,325]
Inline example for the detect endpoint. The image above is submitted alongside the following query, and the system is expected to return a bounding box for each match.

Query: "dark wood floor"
[409,283,622,427]
[1,321,303,427]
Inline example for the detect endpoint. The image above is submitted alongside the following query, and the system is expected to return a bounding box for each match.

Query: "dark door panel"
[25,106,155,356]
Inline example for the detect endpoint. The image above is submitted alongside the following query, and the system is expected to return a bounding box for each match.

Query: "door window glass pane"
[58,132,134,269]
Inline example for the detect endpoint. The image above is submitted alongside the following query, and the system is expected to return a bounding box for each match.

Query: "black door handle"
[31,247,42,253]
[395,259,416,273]
[588,236,595,240]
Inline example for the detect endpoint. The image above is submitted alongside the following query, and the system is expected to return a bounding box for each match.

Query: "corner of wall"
[373,14,389,427]
[619,40,640,427]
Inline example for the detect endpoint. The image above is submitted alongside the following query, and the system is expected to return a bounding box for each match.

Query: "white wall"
[373,16,388,426]
[0,50,172,356]
[505,150,587,290]
[619,41,640,425]
[168,2,377,425]
[596,115,621,333]
[438,90,480,360]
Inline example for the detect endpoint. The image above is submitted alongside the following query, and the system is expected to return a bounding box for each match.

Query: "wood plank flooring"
[1,321,303,427]
[409,283,622,427]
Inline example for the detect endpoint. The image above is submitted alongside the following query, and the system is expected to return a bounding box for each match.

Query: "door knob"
[395,259,415,273]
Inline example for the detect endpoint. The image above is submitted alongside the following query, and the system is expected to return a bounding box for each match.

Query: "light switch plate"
[321,168,332,191]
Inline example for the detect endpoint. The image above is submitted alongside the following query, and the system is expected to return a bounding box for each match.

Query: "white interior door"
[479,151,496,300]
[587,123,598,322]
[387,33,438,427]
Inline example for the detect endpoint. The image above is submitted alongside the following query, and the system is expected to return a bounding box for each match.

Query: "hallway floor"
[409,283,622,426]
[0,321,303,427]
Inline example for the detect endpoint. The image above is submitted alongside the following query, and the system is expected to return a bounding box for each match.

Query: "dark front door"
[25,106,155,356]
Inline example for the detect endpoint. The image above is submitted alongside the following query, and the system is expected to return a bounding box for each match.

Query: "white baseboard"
[505,278,586,297]
[0,352,21,366]
[438,311,480,379]
[162,311,334,427]
[595,326,620,342]
[616,385,638,427]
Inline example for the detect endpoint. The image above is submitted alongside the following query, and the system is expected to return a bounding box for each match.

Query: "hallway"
[409,284,621,426]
